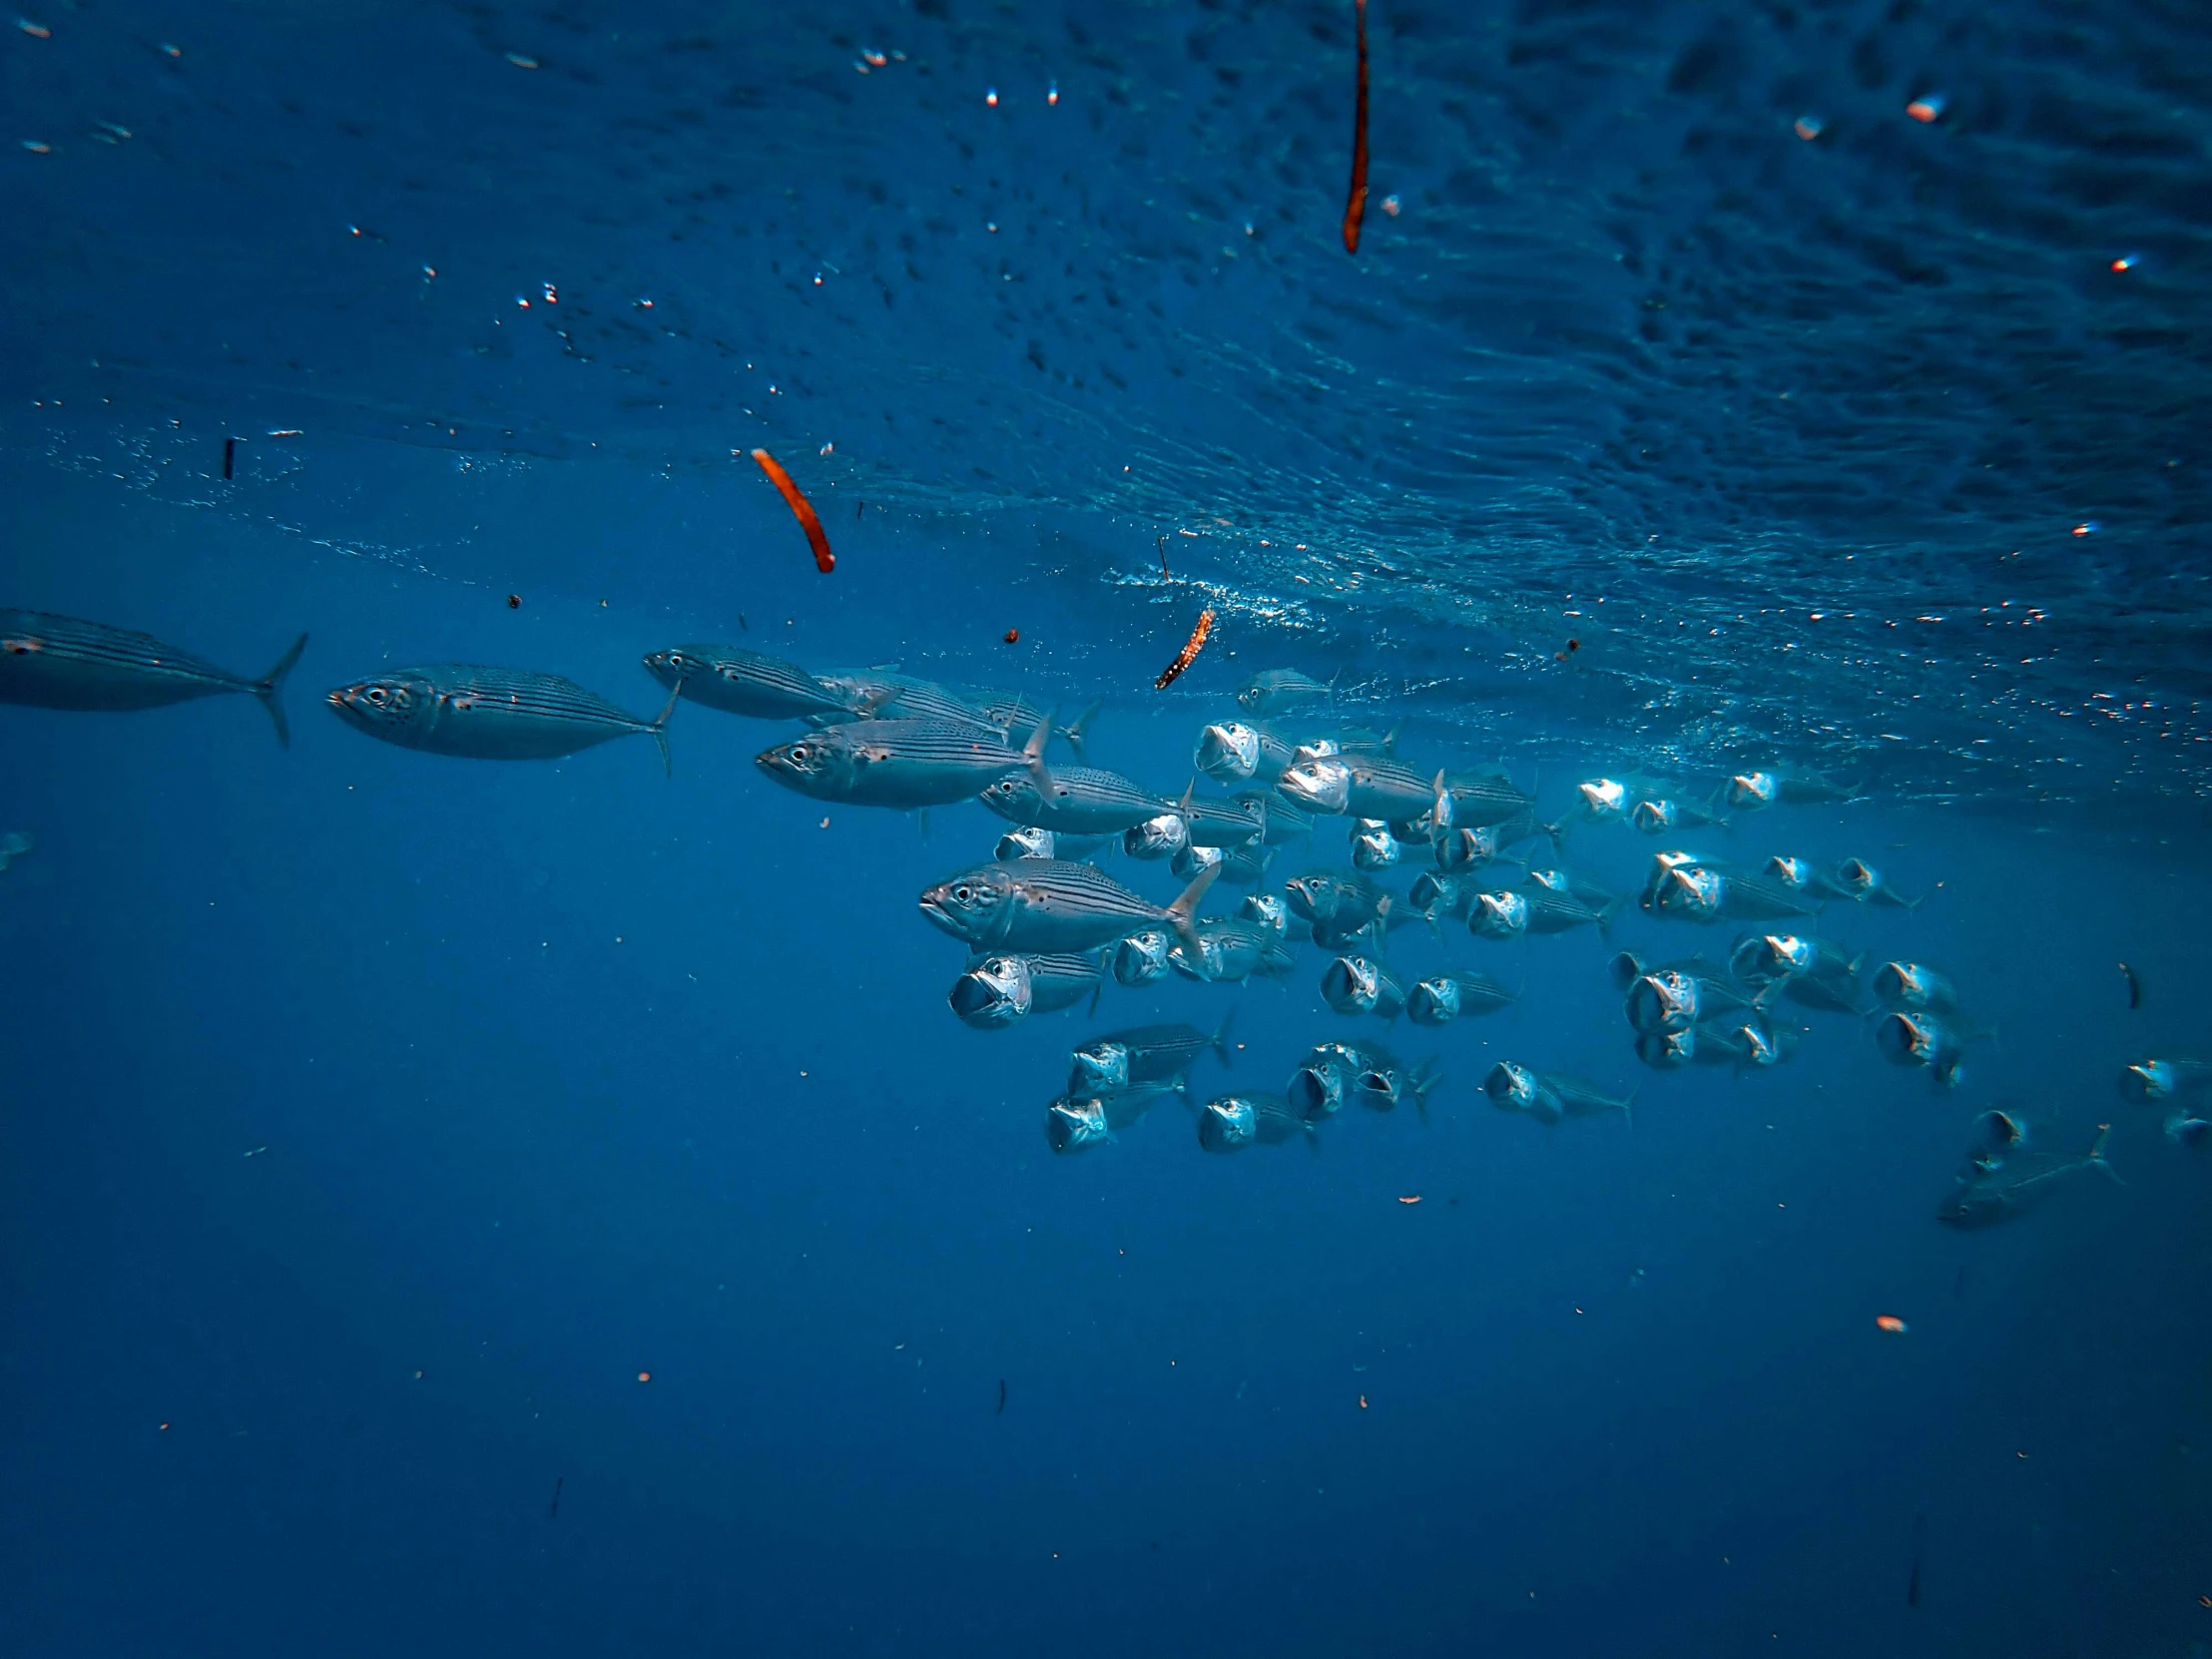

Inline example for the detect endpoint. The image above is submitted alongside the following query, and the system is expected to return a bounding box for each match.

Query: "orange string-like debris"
[751,448,835,573]
[1342,0,1370,255]
[1154,608,1215,690]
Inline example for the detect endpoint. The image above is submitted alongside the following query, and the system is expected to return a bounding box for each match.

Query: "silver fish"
[996,826,1111,862]
[1287,1042,1437,1121]
[0,609,306,746]
[1724,769,1857,812]
[1169,919,1296,983]
[2117,1052,2212,1104]
[1237,892,1291,939]
[1647,859,1821,924]
[1071,1017,1234,1094]
[1482,1062,1634,1127]
[1635,1013,1797,1072]
[1469,881,1621,939]
[920,859,1218,957]
[1198,1090,1316,1152]
[1765,855,1855,903]
[643,643,859,720]
[1196,720,1297,785]
[1123,812,1191,861]
[1630,796,1730,834]
[760,716,1048,809]
[1112,927,1174,986]
[1351,818,1403,870]
[1321,953,1406,1019]
[1174,839,1275,888]
[1623,958,1768,1034]
[1280,754,1489,823]
[948,951,1104,1028]
[1873,960,1957,1012]
[1876,1009,1984,1088]
[327,665,676,771]
[1836,857,1922,909]
[1936,1126,2117,1228]
[1235,668,1336,716]
[1730,933,1867,1014]
[1405,969,1519,1026]
[1045,1080,1185,1154]
[1283,867,1392,928]
[981,765,1174,834]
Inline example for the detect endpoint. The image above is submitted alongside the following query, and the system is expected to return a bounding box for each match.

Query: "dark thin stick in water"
[549,1475,564,1519]
[996,1380,1007,1415]
[1906,1508,1925,1607]
[1157,534,1170,579]
[2120,961,2142,1009]
[1341,0,1370,255]
[223,437,237,480]
[856,499,864,520]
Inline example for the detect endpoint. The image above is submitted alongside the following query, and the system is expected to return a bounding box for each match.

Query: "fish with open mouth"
[947,951,1105,1028]
[1482,1062,1635,1127]
[1111,927,1174,986]
[1622,957,1772,1034]
[1872,960,1957,1012]
[1635,1012,1798,1072]
[1288,1042,1441,1122]
[643,643,863,721]
[1836,857,1923,909]
[920,859,1219,958]
[1045,1079,1186,1154]
[1169,918,1297,983]
[328,665,677,772]
[1321,953,1407,1019]
[0,609,307,746]
[1764,855,1857,904]
[1644,856,1822,924]
[1876,1008,1988,1088]
[2117,1051,2212,1104]
[1630,796,1731,834]
[1729,933,1867,1014]
[1197,1091,1318,1151]
[995,825,1113,861]
[1405,969,1519,1026]
[759,713,1050,809]
[1070,1017,1235,1093]
[1468,879,1622,940]
[1723,769,1858,812]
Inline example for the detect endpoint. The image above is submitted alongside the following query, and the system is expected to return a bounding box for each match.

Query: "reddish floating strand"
[751,447,835,573]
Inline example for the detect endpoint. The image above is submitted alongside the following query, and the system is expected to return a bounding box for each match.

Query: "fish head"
[1293,738,1346,764]
[640,647,700,690]
[1351,1063,1401,1111]
[1407,976,1461,1026]
[1766,855,1814,889]
[995,826,1056,861]
[917,863,1015,945]
[1727,772,1778,810]
[1630,799,1677,834]
[1197,1095,1259,1151]
[1196,722,1263,782]
[1288,1045,1356,1118]
[1876,1010,1944,1068]
[1167,926,1226,981]
[1469,890,1528,938]
[1124,813,1188,860]
[1605,950,1648,992]
[948,955,1033,1028]
[1657,864,1724,919]
[1282,870,1339,923]
[1873,960,1945,1008]
[1351,821,1400,870]
[1277,757,1351,814]
[1322,955,1382,1014]
[756,729,854,795]
[1635,1027,1697,1070]
[1234,678,1269,714]
[978,773,1048,825]
[1407,871,1454,913]
[1578,778,1628,819]
[1045,1096,1113,1154]
[1736,1018,1791,1068]
[2119,1059,2179,1103]
[1238,892,1289,939]
[1432,828,1484,871]
[1070,1041,1133,1095]
[1836,857,1879,898]
[1170,842,1226,882]
[325,672,440,740]
[1482,1061,1540,1111]
[1626,969,1700,1033]
[1524,867,1572,893]
[1936,1183,2005,1229]
[1974,1109,2027,1151]
[1112,928,1173,986]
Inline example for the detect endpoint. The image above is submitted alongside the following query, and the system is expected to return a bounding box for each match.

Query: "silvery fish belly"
[642,643,855,720]
[1287,1043,1362,1120]
[326,665,673,768]
[1484,1062,1632,1124]
[0,609,308,746]
[1406,969,1518,1026]
[1283,867,1390,926]
[1195,720,1296,784]
[1321,954,1405,1019]
[758,718,1038,809]
[1112,927,1174,985]
[919,858,1215,954]
[1836,857,1922,909]
[947,952,1102,1028]
[2118,1052,2212,1103]
[980,765,1171,833]
[1470,882,1613,938]
[1175,840,1272,888]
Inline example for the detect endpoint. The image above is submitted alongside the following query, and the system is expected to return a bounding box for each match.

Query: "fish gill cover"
[2,2,2211,1656]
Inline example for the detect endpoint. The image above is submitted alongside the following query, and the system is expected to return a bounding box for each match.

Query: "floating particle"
[1876,1314,1909,1334]
[984,87,998,107]
[1047,81,1059,106]
[2120,961,2142,1009]
[516,294,530,307]
[505,52,540,69]
[819,441,833,455]
[636,1371,651,1382]
[1154,608,1216,690]
[159,41,181,57]
[507,594,521,610]
[95,121,133,142]
[1794,115,1823,141]
[861,48,887,68]
[542,282,557,303]
[1381,194,1400,217]
[1341,0,1370,254]
[268,428,302,437]
[1906,94,1944,123]
[422,265,437,279]
[1003,628,1019,644]
[1397,1195,1420,1205]
[2073,521,2097,536]
[751,448,835,573]
[1554,637,1580,662]
[20,140,50,154]
[819,817,830,830]
[2111,255,2138,273]
[19,19,50,38]
[1359,1394,1369,1408]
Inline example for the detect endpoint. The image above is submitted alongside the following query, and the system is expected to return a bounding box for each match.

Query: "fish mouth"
[949,961,1026,1026]
[1630,801,1671,833]
[1471,893,1522,935]
[1481,1064,1535,1108]
[1876,1011,1933,1065]
[1408,981,1455,1024]
[1198,1098,1255,1151]
[1287,1068,1340,1118]
[1636,1028,1694,1068]
[1277,763,1348,813]
[2120,1061,2171,1102]
[1196,723,1260,781]
[916,893,969,939]
[1046,1100,1107,1154]
[1626,974,1693,1033]
[1578,781,1624,815]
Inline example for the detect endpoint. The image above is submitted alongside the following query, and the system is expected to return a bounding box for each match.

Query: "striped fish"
[979,764,1174,834]
[948,951,1105,1029]
[0,609,307,746]
[325,665,677,772]
[642,643,860,721]
[918,858,1220,958]
[757,715,1049,810]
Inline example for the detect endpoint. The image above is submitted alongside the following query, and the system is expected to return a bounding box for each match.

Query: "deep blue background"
[4,1,2212,1654]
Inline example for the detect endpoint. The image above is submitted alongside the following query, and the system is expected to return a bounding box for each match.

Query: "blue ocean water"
[4,1,2211,1654]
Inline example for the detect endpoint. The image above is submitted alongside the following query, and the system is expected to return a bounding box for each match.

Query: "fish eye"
[366,687,387,705]
[791,746,810,762]
[954,885,973,902]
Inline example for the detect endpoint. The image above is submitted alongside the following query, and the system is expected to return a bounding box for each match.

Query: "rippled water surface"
[4,3,2211,1656]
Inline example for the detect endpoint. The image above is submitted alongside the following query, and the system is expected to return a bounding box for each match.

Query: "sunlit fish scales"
[326,665,675,771]
[757,717,1047,809]
[948,951,1104,1028]
[918,859,1218,956]
[980,765,1173,834]
[0,609,307,747]
[643,643,858,720]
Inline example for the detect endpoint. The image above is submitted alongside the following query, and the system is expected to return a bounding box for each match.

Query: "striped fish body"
[920,858,1215,954]
[980,766,1172,833]
[1169,918,1286,983]
[1406,969,1519,1025]
[1236,669,1334,716]
[0,609,306,745]
[948,950,1104,1027]
[1443,771,1539,829]
[757,719,1035,808]
[644,643,853,720]
[327,666,673,767]
[1181,793,1268,847]
[1199,1091,1309,1152]
[1338,758,1441,822]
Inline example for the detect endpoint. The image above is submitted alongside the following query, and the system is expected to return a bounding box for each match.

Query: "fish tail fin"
[1023,705,1057,785]
[1596,895,1627,938]
[1211,1006,1237,1067]
[1062,700,1102,765]
[1167,861,1222,968]
[648,683,680,777]
[2090,1123,2123,1184]
[1621,1089,1638,1132]
[253,632,308,748]
[1412,1057,1443,1125]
